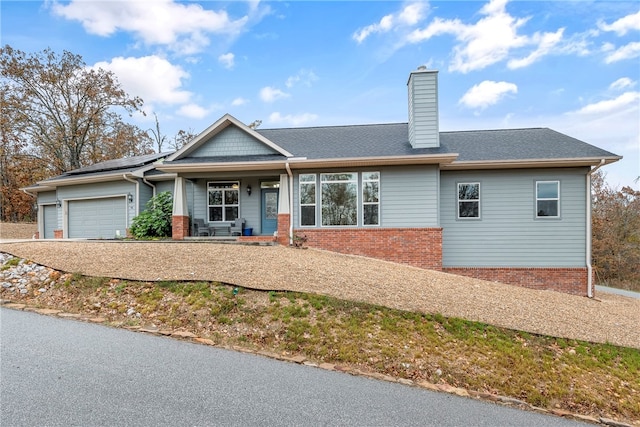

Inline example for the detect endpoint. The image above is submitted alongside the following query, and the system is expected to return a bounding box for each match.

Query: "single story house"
[24,67,621,296]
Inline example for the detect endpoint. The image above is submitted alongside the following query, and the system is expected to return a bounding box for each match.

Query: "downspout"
[586,159,606,298]
[285,162,294,246]
[143,178,157,198]
[122,174,139,217]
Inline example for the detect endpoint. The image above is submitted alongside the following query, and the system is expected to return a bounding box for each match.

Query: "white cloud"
[92,56,191,106]
[598,10,640,36]
[259,86,289,103]
[231,97,248,106]
[610,77,635,91]
[604,41,640,64]
[285,69,318,88]
[177,103,210,119]
[459,80,518,110]
[406,0,567,73]
[218,52,235,69]
[51,0,249,54]
[268,112,318,126]
[570,92,640,116]
[508,28,564,69]
[353,2,427,43]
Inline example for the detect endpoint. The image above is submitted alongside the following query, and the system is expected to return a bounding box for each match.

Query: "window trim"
[456,182,481,220]
[207,181,239,223]
[298,173,317,227]
[362,171,380,226]
[535,180,560,219]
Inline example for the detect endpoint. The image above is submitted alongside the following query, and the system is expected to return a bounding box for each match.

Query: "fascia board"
[287,154,458,168]
[440,156,623,170]
[35,171,133,188]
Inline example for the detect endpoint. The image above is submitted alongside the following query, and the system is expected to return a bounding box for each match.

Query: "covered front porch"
[170,174,291,245]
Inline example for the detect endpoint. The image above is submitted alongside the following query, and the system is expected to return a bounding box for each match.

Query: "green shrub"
[129,191,173,238]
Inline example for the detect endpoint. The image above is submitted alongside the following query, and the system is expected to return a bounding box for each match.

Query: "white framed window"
[321,172,357,226]
[457,182,480,219]
[208,181,239,222]
[299,174,316,226]
[362,172,380,226]
[536,181,559,218]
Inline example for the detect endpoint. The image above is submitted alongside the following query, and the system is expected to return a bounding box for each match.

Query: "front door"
[261,189,279,235]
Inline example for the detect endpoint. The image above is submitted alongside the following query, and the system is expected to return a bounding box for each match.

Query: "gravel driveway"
[1,240,638,349]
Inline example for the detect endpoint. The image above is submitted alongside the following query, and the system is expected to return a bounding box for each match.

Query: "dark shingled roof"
[42,124,619,184]
[257,124,618,161]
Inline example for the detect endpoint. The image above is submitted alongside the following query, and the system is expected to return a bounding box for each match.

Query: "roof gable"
[167,114,293,161]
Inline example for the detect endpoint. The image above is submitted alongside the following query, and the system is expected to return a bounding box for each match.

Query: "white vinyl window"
[299,174,316,226]
[536,181,559,218]
[457,182,480,219]
[208,181,239,222]
[362,172,380,225]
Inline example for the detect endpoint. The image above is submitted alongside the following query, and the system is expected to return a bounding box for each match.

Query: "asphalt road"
[1,308,585,427]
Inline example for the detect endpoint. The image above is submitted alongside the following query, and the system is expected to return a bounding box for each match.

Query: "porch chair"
[230,218,245,236]
[193,218,211,236]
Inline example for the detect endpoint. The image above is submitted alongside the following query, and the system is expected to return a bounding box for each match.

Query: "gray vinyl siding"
[381,166,439,227]
[38,191,57,204]
[440,168,588,267]
[138,181,153,213]
[190,126,277,157]
[292,166,439,228]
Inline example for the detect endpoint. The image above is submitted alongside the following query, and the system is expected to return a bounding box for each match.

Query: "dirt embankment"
[0,222,37,239]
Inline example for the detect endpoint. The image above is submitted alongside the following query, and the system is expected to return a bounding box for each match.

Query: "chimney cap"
[417,65,427,70]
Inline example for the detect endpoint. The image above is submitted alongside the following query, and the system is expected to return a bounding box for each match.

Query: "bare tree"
[0,45,151,174]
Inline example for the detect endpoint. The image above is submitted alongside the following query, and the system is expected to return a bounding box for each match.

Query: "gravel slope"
[1,240,638,349]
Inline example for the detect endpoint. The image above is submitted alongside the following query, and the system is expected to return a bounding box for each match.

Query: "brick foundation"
[297,227,443,270]
[442,267,589,296]
[53,230,63,239]
[34,232,40,239]
[172,215,190,240]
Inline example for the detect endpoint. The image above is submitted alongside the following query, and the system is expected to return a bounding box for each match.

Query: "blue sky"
[2,0,639,188]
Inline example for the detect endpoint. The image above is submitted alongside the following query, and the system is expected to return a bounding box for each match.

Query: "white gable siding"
[190,126,278,157]
[440,168,588,267]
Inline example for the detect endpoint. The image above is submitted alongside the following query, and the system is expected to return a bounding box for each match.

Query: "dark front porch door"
[261,189,279,235]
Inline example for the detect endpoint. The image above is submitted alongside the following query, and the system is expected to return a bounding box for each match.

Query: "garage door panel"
[68,197,126,239]
[43,205,57,239]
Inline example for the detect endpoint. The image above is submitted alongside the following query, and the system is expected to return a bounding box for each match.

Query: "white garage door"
[68,197,127,239]
[42,204,57,239]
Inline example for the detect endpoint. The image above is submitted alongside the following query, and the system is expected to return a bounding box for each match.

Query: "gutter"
[143,178,156,198]
[122,174,139,217]
[285,162,293,246]
[586,159,606,298]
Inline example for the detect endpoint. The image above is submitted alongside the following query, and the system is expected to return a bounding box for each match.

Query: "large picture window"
[536,181,559,218]
[299,174,316,226]
[208,181,239,222]
[457,182,480,219]
[362,172,380,225]
[321,173,357,226]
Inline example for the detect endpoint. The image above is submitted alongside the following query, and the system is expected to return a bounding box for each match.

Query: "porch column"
[172,177,189,240]
[277,173,291,245]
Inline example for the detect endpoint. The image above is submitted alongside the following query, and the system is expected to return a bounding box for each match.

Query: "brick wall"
[442,267,589,296]
[297,227,443,270]
[172,215,190,240]
[53,230,62,239]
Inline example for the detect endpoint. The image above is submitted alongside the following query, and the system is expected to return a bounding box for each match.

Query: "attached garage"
[42,204,57,239]
[67,197,127,239]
